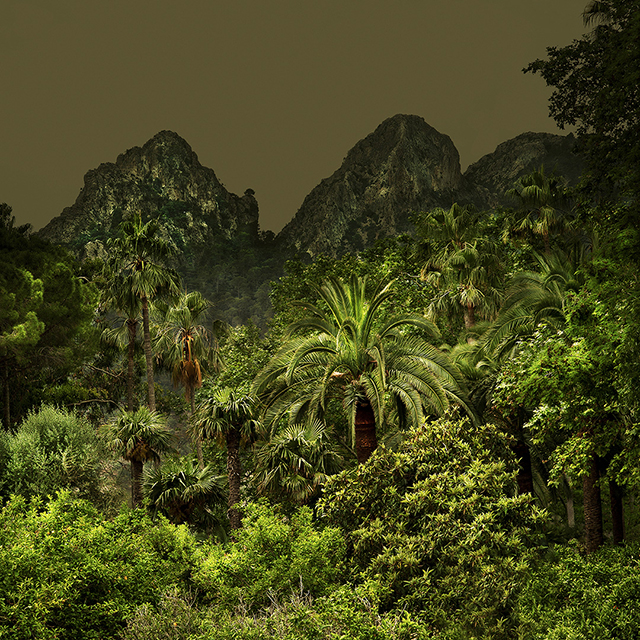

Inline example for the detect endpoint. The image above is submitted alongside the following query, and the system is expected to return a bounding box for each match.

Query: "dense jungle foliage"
[2,2,640,637]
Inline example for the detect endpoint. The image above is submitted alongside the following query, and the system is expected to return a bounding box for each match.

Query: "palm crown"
[254,275,473,463]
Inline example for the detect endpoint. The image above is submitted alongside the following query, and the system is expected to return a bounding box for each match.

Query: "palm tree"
[504,167,572,254]
[416,203,504,331]
[99,266,142,412]
[253,419,346,505]
[154,291,220,467]
[253,275,474,464]
[143,458,226,528]
[190,385,260,530]
[102,406,174,507]
[483,251,581,359]
[107,213,180,412]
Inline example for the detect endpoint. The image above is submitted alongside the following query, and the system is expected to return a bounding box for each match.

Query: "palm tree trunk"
[355,399,377,464]
[610,479,624,545]
[126,319,137,412]
[463,304,476,330]
[583,454,603,553]
[2,358,10,430]
[191,391,204,470]
[512,440,534,494]
[141,295,156,412]
[226,426,242,530]
[131,459,144,508]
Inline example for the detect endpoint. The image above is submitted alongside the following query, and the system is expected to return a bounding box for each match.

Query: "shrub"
[318,416,545,639]
[0,491,197,639]
[192,502,345,610]
[517,543,640,639]
[0,404,106,504]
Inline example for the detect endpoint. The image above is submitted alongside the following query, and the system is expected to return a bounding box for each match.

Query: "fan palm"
[190,385,260,529]
[99,269,142,412]
[253,275,473,464]
[483,250,582,359]
[416,203,504,331]
[107,213,181,411]
[504,167,572,254]
[253,419,346,505]
[143,458,226,528]
[101,406,174,507]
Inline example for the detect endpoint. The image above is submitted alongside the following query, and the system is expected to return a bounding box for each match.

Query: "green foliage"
[517,543,640,639]
[0,491,197,639]
[0,405,105,505]
[319,417,544,639]
[192,502,346,611]
[525,0,640,210]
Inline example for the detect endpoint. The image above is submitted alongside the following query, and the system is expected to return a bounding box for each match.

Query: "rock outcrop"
[276,114,464,257]
[276,117,582,258]
[38,130,259,252]
[462,131,583,209]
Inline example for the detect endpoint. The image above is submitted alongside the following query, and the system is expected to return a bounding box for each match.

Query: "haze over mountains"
[37,114,582,324]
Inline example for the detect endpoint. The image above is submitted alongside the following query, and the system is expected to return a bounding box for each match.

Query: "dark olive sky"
[2,1,588,234]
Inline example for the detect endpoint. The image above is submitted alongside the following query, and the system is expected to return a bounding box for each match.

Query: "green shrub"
[0,404,106,504]
[0,491,197,639]
[318,417,545,639]
[517,543,640,639]
[192,502,345,611]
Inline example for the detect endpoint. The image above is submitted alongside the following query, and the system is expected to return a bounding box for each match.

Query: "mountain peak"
[277,114,463,257]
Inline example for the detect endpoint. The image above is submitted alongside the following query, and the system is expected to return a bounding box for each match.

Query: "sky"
[2,0,589,234]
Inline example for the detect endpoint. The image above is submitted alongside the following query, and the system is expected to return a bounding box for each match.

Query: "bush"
[192,502,345,611]
[517,543,640,639]
[0,404,106,505]
[318,416,545,639]
[0,491,197,639]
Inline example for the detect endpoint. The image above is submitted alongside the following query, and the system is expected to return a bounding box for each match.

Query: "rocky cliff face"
[462,131,583,209]
[276,114,464,257]
[38,130,259,256]
[276,117,582,258]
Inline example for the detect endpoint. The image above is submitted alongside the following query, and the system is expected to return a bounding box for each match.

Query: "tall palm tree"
[253,275,474,464]
[190,385,259,530]
[416,203,504,331]
[101,406,174,507]
[107,213,181,412]
[154,291,219,467]
[99,266,142,412]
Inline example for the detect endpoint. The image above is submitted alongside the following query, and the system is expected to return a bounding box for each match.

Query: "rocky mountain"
[37,116,583,324]
[277,115,583,258]
[38,131,278,326]
[277,114,465,257]
[39,130,259,256]
[462,131,583,209]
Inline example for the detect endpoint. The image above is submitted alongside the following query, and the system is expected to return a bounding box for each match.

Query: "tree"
[0,204,98,427]
[525,0,640,209]
[504,167,573,254]
[0,268,44,429]
[143,457,226,529]
[253,419,346,505]
[318,417,543,639]
[415,203,504,332]
[190,384,260,530]
[254,275,473,464]
[154,290,217,467]
[98,264,142,413]
[107,214,180,412]
[102,407,174,507]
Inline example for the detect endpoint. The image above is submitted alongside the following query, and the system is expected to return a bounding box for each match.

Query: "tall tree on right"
[525,0,640,211]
